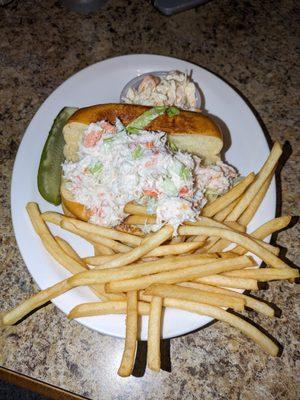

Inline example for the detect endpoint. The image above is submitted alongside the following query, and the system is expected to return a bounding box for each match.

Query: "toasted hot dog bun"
[61,103,223,222]
[63,103,222,162]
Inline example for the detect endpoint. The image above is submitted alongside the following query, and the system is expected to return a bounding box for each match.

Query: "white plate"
[11,54,276,340]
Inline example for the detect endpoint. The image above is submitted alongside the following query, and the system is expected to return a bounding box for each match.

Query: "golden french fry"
[160,298,279,356]
[93,243,115,256]
[178,282,274,317]
[26,204,123,302]
[106,256,254,293]
[54,236,86,267]
[201,173,255,217]
[61,220,131,253]
[178,225,292,269]
[118,291,138,377]
[144,283,245,311]
[217,252,238,259]
[80,225,174,271]
[42,211,64,225]
[0,279,72,326]
[124,202,152,216]
[207,235,280,255]
[169,235,186,244]
[85,241,205,266]
[1,254,218,326]
[147,296,163,371]
[187,217,245,232]
[195,275,258,290]
[27,204,85,275]
[213,197,241,222]
[42,212,142,246]
[116,223,145,237]
[43,211,115,255]
[125,215,157,225]
[233,216,291,255]
[238,173,273,226]
[71,254,219,285]
[68,301,150,319]
[187,217,245,253]
[226,142,282,221]
[223,268,299,281]
[208,175,275,253]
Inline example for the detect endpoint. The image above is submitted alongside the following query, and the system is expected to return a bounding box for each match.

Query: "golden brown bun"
[68,103,221,138]
[63,103,223,162]
[62,103,223,223]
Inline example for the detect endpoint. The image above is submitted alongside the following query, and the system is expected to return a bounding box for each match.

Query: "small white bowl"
[120,70,201,109]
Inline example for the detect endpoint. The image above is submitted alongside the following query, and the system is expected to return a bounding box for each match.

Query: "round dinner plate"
[11,54,276,340]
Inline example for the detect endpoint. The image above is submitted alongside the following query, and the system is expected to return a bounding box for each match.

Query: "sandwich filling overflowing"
[62,119,237,233]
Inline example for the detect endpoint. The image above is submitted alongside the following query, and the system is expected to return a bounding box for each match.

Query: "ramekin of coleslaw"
[121,70,201,111]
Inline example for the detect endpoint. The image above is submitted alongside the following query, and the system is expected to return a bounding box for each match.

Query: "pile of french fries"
[1,141,299,377]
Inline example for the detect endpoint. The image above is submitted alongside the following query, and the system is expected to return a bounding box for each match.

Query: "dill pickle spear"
[38,107,78,205]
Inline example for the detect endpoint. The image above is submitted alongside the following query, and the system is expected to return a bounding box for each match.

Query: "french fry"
[42,211,64,225]
[144,284,245,311]
[61,220,132,253]
[0,254,218,326]
[125,215,157,225]
[195,275,258,290]
[207,236,280,255]
[68,301,150,319]
[93,243,115,256]
[106,256,254,293]
[118,291,138,377]
[223,268,299,281]
[213,197,241,221]
[238,173,273,226]
[207,175,274,253]
[85,241,205,266]
[169,235,186,244]
[27,204,125,301]
[158,298,279,356]
[27,204,85,275]
[218,252,238,259]
[201,173,255,217]
[232,216,291,255]
[0,279,72,326]
[54,237,125,300]
[124,202,152,216]
[43,211,115,255]
[116,223,145,237]
[226,142,282,221]
[78,225,173,271]
[142,241,204,257]
[42,212,142,246]
[178,282,274,317]
[147,296,163,371]
[188,217,245,252]
[71,254,220,286]
[54,236,86,267]
[178,225,292,269]
[187,217,246,232]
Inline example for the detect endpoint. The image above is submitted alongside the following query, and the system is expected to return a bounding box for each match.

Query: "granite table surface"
[0,1,299,399]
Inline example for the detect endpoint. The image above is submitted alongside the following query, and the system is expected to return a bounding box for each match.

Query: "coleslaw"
[122,71,198,111]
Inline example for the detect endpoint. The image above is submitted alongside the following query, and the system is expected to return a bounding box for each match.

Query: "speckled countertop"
[0,1,299,399]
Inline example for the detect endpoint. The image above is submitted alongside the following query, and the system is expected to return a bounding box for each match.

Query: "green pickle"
[38,107,78,205]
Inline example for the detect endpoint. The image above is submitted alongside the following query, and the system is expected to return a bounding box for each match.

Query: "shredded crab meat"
[62,119,237,233]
